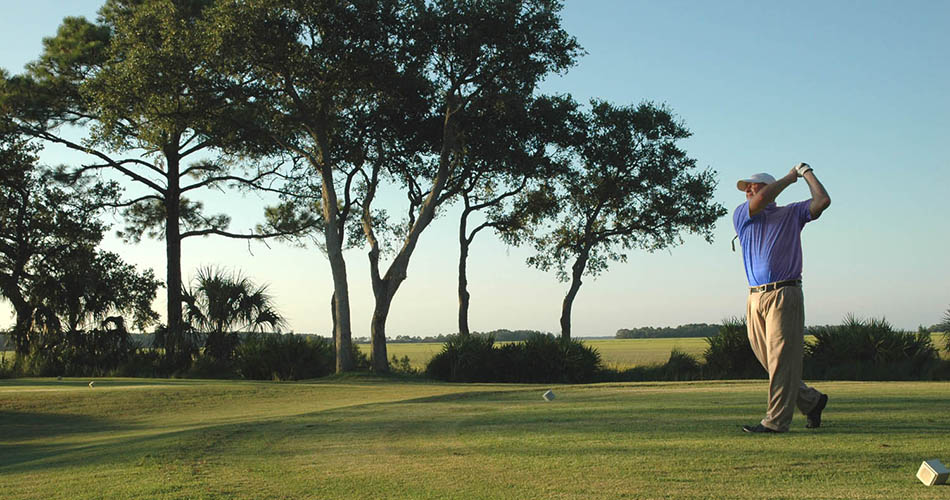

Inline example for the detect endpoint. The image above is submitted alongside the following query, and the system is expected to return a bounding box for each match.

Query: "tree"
[358,0,581,370]
[528,101,727,339]
[35,246,161,335]
[5,1,293,367]
[206,0,431,372]
[453,93,578,336]
[941,306,950,354]
[182,266,285,362]
[0,114,157,354]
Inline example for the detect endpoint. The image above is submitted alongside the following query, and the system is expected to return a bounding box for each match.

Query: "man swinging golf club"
[733,162,830,433]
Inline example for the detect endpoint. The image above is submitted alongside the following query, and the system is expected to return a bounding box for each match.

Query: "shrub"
[501,333,602,383]
[12,318,140,377]
[349,342,371,371]
[235,332,334,381]
[151,324,199,373]
[425,333,499,382]
[115,349,163,378]
[804,315,940,380]
[188,352,240,379]
[497,333,560,382]
[663,348,702,381]
[703,318,763,379]
[425,333,603,383]
[390,355,420,376]
[0,353,12,379]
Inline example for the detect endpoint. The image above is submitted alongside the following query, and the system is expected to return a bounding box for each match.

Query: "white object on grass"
[88,381,95,388]
[542,390,555,402]
[917,459,949,486]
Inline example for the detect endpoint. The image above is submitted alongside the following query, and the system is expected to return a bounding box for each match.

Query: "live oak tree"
[37,246,161,337]
[212,0,579,371]
[453,93,579,336]
[206,0,431,372]
[529,101,727,339]
[358,0,581,370]
[0,116,158,354]
[5,1,291,367]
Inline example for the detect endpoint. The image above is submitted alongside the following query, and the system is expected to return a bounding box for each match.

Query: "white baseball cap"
[737,173,776,191]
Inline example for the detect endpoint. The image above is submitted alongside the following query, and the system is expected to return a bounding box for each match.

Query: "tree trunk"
[365,103,459,373]
[314,137,354,373]
[457,208,472,336]
[12,300,35,356]
[457,240,471,337]
[330,282,353,372]
[327,248,353,372]
[370,289,392,372]
[330,292,337,333]
[165,152,186,367]
[369,190,444,373]
[559,251,590,341]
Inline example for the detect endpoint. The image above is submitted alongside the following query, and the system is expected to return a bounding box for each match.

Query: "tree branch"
[469,175,529,212]
[25,128,168,194]
[102,194,165,209]
[180,227,301,240]
[180,162,221,178]
[180,166,282,194]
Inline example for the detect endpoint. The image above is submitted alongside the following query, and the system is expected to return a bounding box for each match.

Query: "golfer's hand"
[794,162,813,177]
[786,168,799,182]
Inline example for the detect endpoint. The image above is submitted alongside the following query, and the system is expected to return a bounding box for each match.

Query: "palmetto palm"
[182,266,285,360]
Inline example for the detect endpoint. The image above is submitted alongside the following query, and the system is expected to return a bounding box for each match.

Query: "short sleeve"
[792,200,812,227]
[733,202,750,233]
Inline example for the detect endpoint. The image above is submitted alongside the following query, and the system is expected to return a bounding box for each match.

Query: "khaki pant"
[746,285,823,432]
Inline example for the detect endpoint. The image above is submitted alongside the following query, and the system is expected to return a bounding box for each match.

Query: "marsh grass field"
[372,338,712,371]
[3,334,946,372]
[2,375,950,499]
[370,334,950,371]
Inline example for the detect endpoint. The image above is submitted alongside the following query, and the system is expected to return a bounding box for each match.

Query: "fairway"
[2,377,948,499]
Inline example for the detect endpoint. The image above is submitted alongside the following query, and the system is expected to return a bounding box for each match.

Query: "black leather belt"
[749,279,801,293]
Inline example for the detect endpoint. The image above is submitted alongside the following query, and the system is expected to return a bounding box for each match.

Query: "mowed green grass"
[2,376,949,499]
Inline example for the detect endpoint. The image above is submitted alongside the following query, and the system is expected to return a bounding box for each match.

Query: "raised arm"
[748,168,798,216]
[802,169,831,219]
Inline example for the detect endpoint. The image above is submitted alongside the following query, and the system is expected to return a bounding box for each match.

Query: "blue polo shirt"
[733,200,813,287]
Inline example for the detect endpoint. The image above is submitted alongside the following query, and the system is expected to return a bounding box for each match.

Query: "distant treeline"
[616,324,720,339]
[0,333,333,350]
[616,323,947,340]
[3,325,944,350]
[354,329,555,344]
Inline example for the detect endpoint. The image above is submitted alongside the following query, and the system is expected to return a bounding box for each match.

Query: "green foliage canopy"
[0,121,158,353]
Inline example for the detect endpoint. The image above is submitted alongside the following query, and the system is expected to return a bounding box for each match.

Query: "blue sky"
[2,1,948,336]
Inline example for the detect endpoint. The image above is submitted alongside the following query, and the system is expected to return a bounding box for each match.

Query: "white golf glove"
[794,162,813,177]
